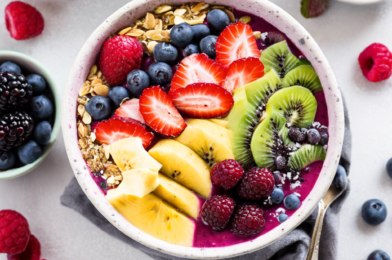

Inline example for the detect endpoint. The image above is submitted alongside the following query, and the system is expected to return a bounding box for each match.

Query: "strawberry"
[99,35,143,86]
[170,53,227,92]
[139,86,186,137]
[114,99,145,124]
[216,22,261,68]
[220,57,265,93]
[95,118,154,148]
[169,83,234,119]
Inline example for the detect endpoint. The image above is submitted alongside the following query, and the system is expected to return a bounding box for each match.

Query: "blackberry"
[0,72,33,111]
[0,111,34,151]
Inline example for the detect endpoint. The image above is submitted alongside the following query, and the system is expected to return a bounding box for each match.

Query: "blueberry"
[85,95,112,121]
[153,42,178,63]
[368,250,390,260]
[284,194,300,210]
[183,44,200,57]
[361,199,387,225]
[33,121,52,146]
[147,62,173,86]
[332,165,347,190]
[200,35,218,59]
[170,23,194,48]
[277,213,288,223]
[0,151,16,170]
[0,61,21,74]
[386,158,392,179]
[274,155,287,170]
[307,128,321,145]
[127,69,150,98]
[108,86,130,107]
[30,95,54,120]
[26,74,46,94]
[192,24,210,42]
[318,126,329,145]
[271,187,284,204]
[288,127,306,142]
[206,9,230,33]
[99,180,108,191]
[17,140,42,165]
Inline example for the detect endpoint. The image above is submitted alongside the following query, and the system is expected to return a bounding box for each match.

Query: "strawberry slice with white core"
[169,83,234,119]
[114,98,145,124]
[170,53,227,92]
[95,118,154,148]
[139,86,187,137]
[220,57,265,93]
[216,22,261,68]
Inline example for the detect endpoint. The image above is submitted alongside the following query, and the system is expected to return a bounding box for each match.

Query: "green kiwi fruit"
[282,65,322,92]
[228,99,246,132]
[287,144,326,170]
[232,70,282,169]
[266,86,317,129]
[260,41,300,78]
[250,113,291,169]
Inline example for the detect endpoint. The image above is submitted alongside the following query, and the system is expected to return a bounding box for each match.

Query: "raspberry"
[237,167,275,200]
[200,195,235,231]
[7,235,41,260]
[5,2,44,40]
[230,204,265,237]
[358,43,392,82]
[210,159,244,190]
[0,210,31,255]
[99,35,143,86]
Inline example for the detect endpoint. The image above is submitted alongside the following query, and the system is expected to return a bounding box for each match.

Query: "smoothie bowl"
[62,0,344,258]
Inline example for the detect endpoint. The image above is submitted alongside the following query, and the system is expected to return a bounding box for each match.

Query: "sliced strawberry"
[220,57,265,93]
[169,83,234,119]
[95,118,154,147]
[170,53,227,92]
[216,22,261,68]
[139,86,186,137]
[114,99,145,124]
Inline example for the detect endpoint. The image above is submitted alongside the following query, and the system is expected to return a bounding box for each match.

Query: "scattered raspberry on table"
[0,210,31,255]
[7,235,41,260]
[358,43,392,82]
[5,1,44,40]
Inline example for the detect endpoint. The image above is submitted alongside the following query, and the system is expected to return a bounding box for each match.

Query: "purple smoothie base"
[85,8,330,249]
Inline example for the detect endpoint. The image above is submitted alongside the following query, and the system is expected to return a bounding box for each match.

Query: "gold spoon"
[306,185,345,260]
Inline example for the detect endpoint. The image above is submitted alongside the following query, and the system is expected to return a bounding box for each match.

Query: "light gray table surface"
[0,0,392,259]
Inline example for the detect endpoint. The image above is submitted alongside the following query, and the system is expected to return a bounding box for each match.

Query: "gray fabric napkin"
[61,95,351,260]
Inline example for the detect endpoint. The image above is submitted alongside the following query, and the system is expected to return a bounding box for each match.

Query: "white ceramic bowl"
[62,0,344,258]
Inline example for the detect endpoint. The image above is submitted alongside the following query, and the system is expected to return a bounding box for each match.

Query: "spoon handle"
[306,200,326,260]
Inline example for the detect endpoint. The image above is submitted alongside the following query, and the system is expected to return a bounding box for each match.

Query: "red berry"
[99,35,143,86]
[168,83,234,119]
[114,99,145,124]
[5,2,44,40]
[358,43,392,82]
[0,210,31,255]
[238,167,275,200]
[230,204,265,237]
[7,235,41,260]
[200,195,235,231]
[210,159,244,190]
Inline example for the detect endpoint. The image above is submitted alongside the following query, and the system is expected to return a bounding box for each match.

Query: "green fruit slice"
[250,113,291,169]
[260,41,300,78]
[287,144,326,170]
[228,99,247,132]
[266,86,317,129]
[282,65,322,92]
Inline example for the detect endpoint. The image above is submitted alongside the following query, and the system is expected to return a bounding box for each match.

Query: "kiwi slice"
[232,71,282,169]
[260,41,300,78]
[287,144,326,170]
[282,65,322,92]
[266,86,317,129]
[250,113,291,169]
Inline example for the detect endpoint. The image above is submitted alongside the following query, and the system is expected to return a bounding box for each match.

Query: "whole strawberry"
[0,210,31,255]
[5,2,44,40]
[230,204,265,237]
[99,35,143,86]
[200,195,235,231]
[210,159,244,190]
[238,167,275,200]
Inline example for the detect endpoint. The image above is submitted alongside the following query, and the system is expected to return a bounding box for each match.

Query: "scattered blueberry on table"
[367,250,390,260]
[386,158,392,179]
[332,164,348,190]
[361,199,387,226]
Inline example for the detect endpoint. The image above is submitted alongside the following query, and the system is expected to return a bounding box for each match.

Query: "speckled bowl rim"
[0,50,61,181]
[62,0,344,258]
